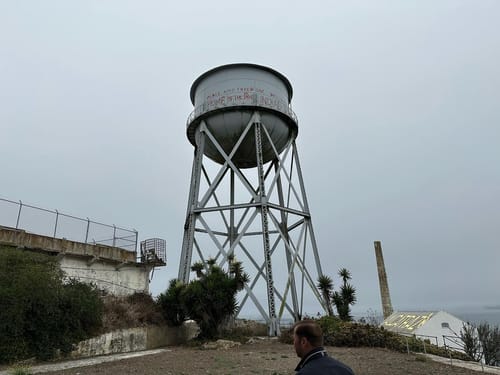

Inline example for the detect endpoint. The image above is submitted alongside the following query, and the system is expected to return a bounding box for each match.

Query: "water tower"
[179,63,327,335]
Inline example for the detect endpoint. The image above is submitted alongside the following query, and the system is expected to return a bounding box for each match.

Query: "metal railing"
[186,101,298,128]
[442,334,487,371]
[0,197,138,252]
[400,333,439,355]
[398,332,488,371]
[443,334,466,352]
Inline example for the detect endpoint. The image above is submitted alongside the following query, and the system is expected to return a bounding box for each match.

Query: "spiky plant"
[317,275,334,316]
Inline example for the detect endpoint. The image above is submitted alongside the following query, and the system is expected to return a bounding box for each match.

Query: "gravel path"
[3,339,495,375]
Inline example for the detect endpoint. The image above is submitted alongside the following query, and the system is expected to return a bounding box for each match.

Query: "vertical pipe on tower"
[374,241,393,319]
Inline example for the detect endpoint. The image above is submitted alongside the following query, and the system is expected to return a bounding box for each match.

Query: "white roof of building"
[383,311,437,335]
[382,310,467,349]
[383,311,465,333]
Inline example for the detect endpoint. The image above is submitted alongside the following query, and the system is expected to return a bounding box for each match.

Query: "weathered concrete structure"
[374,241,394,319]
[0,226,164,295]
[72,323,198,358]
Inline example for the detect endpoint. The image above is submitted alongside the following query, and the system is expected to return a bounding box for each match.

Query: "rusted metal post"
[16,200,23,229]
[134,230,138,252]
[53,209,59,237]
[85,218,90,243]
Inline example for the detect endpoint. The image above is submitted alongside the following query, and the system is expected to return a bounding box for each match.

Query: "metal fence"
[0,197,137,252]
[442,334,488,371]
[398,332,488,371]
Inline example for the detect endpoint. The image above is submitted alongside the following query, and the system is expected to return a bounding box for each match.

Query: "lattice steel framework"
[178,111,327,335]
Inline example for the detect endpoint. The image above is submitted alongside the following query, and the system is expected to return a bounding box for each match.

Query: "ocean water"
[451,310,500,326]
[243,308,500,327]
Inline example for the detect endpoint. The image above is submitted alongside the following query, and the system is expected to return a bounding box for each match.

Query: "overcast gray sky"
[1,1,499,317]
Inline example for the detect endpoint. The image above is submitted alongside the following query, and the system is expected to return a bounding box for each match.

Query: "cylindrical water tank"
[187,63,298,168]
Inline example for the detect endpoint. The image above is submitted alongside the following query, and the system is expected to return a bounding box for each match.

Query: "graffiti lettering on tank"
[203,87,286,114]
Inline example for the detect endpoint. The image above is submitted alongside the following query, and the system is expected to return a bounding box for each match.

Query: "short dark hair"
[293,319,324,347]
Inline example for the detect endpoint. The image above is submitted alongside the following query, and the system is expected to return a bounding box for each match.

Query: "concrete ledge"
[0,226,136,263]
[72,323,199,359]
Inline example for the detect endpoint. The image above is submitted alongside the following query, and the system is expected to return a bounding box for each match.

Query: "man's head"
[293,320,324,358]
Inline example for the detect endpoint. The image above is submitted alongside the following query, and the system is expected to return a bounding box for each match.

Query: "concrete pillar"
[374,241,393,319]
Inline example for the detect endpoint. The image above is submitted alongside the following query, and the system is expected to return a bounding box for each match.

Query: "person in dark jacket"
[293,320,355,375]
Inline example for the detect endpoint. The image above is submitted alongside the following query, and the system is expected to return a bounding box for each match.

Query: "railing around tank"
[0,197,138,252]
[186,103,298,128]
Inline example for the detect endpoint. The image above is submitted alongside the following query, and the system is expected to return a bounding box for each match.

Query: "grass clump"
[8,366,32,375]
[102,292,165,331]
[415,354,427,362]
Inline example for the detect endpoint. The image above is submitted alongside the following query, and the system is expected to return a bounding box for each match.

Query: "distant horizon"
[239,306,500,327]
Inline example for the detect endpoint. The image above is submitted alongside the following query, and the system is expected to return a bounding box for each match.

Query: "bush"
[460,322,482,361]
[103,292,165,331]
[182,265,240,339]
[280,316,470,361]
[477,322,500,366]
[0,246,103,363]
[156,279,187,327]
[219,319,269,343]
[57,279,103,352]
[157,258,249,339]
[318,317,402,349]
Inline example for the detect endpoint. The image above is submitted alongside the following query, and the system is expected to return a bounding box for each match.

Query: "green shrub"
[0,246,103,363]
[182,264,241,339]
[157,279,188,327]
[157,257,249,339]
[318,318,402,349]
[57,279,103,353]
[280,316,469,361]
[218,320,268,343]
[8,365,32,375]
[477,322,500,366]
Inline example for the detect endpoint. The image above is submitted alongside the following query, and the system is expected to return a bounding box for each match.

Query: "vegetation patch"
[157,256,249,340]
[0,245,103,363]
[102,292,165,332]
[279,316,470,361]
[8,365,32,375]
[415,354,427,362]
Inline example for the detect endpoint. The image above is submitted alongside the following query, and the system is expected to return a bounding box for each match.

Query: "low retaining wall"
[72,323,199,358]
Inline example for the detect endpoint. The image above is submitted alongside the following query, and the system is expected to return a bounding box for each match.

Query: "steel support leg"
[255,120,279,336]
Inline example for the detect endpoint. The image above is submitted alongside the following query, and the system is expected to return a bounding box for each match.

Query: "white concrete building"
[383,310,466,350]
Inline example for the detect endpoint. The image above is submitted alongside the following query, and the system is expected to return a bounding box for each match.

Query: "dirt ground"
[40,339,484,375]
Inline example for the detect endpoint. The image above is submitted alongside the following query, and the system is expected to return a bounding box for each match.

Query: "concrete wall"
[60,257,150,296]
[0,226,153,296]
[0,226,136,262]
[415,311,465,349]
[72,323,199,358]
